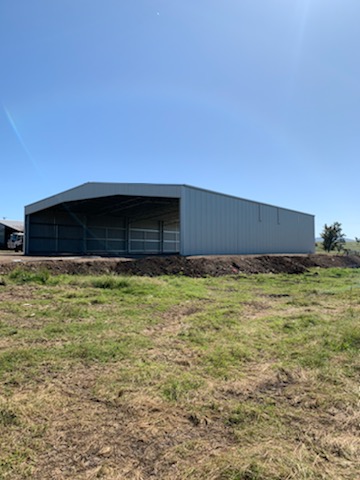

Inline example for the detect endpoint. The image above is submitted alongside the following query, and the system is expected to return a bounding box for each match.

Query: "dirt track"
[1,252,360,277]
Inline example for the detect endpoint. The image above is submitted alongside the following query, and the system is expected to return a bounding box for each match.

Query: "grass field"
[0,267,359,479]
[315,240,360,254]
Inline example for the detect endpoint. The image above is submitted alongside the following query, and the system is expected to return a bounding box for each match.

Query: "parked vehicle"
[7,232,24,252]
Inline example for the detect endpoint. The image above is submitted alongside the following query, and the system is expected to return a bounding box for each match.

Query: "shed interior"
[27,195,180,255]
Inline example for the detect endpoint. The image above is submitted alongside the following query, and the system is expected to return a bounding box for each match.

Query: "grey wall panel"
[29,239,57,253]
[163,220,180,253]
[30,224,57,237]
[129,220,161,253]
[180,186,314,255]
[58,225,83,240]
[58,239,83,253]
[85,216,127,253]
[87,216,126,228]
[107,228,126,239]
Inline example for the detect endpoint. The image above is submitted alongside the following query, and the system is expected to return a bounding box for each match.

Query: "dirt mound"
[114,255,310,276]
[1,253,360,277]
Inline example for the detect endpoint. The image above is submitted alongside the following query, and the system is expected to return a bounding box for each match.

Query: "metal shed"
[0,220,24,249]
[24,183,315,256]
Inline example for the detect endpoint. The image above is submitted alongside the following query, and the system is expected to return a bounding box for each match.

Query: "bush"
[321,222,345,252]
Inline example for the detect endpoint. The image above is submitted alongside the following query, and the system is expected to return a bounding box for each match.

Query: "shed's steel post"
[25,215,30,255]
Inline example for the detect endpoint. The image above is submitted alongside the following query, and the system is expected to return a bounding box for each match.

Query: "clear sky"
[1,1,359,238]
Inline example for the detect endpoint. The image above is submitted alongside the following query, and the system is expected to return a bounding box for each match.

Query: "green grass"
[315,240,360,254]
[0,268,359,479]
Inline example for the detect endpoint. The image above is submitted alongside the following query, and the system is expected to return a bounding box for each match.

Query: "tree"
[321,222,346,253]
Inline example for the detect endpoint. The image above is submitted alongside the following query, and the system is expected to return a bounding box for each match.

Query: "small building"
[24,183,315,256]
[0,220,24,249]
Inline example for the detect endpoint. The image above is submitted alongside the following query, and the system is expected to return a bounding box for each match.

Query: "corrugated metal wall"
[180,186,314,255]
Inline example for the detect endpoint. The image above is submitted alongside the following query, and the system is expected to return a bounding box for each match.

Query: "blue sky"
[1,0,359,238]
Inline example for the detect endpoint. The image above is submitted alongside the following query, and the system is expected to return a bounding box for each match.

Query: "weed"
[62,333,151,363]
[8,267,51,284]
[162,375,203,402]
[0,408,19,427]
[203,344,251,377]
[226,401,280,428]
[337,325,360,351]
[220,463,265,480]
[0,348,48,377]
[88,275,131,289]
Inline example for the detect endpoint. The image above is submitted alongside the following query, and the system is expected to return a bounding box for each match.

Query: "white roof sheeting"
[25,183,183,215]
[0,219,24,231]
[25,182,313,217]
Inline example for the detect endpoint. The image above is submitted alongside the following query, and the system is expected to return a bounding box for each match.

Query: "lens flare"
[2,104,40,173]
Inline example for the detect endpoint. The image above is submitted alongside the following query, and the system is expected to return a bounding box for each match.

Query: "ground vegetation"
[321,222,346,253]
[0,263,359,479]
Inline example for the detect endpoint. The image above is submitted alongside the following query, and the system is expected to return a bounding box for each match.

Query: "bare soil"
[0,252,360,277]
